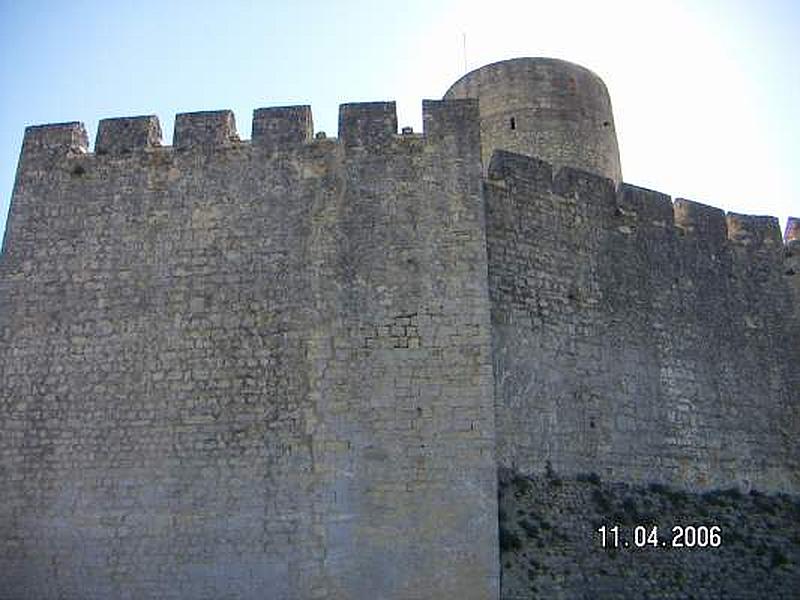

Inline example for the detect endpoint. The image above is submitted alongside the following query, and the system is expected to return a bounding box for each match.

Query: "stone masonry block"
[252,106,313,147]
[783,217,800,243]
[338,102,397,148]
[553,165,616,205]
[174,110,239,149]
[95,115,162,155]
[21,122,88,159]
[726,213,782,247]
[673,198,727,245]
[616,183,673,226]
[422,98,480,149]
[487,149,552,192]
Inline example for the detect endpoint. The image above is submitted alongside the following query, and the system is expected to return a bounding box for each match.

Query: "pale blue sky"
[1,0,797,239]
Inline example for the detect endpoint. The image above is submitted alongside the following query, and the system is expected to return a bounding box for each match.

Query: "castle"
[1,57,798,599]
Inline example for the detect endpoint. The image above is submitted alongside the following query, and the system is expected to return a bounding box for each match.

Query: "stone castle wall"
[1,56,798,599]
[0,101,499,599]
[486,149,799,493]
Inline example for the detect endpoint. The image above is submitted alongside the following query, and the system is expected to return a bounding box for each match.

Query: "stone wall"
[444,57,622,184]
[0,100,499,599]
[486,149,800,493]
[2,62,798,599]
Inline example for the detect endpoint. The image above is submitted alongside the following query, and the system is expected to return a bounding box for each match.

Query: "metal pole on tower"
[462,32,467,73]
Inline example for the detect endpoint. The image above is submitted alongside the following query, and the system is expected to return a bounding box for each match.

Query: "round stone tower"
[444,57,622,184]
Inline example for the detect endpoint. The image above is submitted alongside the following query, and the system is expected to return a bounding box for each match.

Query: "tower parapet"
[444,57,622,184]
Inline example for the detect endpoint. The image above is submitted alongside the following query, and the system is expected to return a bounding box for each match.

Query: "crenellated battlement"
[615,183,673,227]
[252,105,313,148]
[673,197,728,248]
[13,116,796,307]
[486,148,797,251]
[338,101,398,148]
[18,99,478,163]
[487,150,552,192]
[726,212,783,248]
[95,115,161,155]
[485,146,799,499]
[784,216,800,243]
[19,121,89,162]
[2,94,496,600]
[174,110,239,149]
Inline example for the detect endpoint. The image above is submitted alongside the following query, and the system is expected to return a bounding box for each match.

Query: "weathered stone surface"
[173,110,239,149]
[18,122,88,161]
[486,149,799,493]
[338,102,397,148]
[0,100,498,600]
[1,56,798,599]
[95,115,161,155]
[784,216,800,242]
[251,105,313,148]
[445,57,623,184]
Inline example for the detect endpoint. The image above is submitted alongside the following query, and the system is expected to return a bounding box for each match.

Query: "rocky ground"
[498,467,800,599]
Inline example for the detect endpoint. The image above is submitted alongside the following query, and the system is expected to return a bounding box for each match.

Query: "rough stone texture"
[338,102,398,149]
[0,100,498,599]
[786,221,800,323]
[486,149,799,493]
[251,106,313,148]
[444,57,622,184]
[173,110,239,149]
[95,116,162,155]
[1,57,798,599]
[785,218,800,323]
[498,470,800,599]
[785,217,800,242]
[17,122,89,157]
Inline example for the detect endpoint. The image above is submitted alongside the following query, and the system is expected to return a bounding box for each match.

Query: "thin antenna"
[462,33,467,73]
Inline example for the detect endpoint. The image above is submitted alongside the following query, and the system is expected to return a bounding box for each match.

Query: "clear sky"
[1,0,797,240]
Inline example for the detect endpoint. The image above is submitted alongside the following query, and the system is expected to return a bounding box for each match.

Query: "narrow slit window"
[510,117,516,130]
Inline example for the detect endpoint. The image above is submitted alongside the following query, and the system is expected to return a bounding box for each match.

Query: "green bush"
[499,524,522,553]
[579,472,601,485]
[519,518,539,538]
[770,548,789,569]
